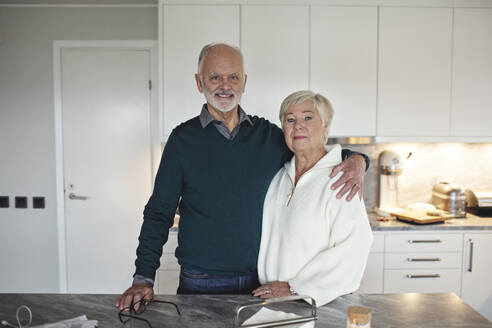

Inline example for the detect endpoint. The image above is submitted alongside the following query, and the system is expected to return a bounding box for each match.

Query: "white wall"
[0,6,157,292]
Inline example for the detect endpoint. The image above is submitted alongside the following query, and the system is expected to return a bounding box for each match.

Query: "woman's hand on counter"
[115,283,154,311]
[252,281,291,299]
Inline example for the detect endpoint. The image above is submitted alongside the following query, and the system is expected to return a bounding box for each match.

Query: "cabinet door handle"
[468,239,474,272]
[407,258,441,262]
[406,274,440,279]
[408,239,442,244]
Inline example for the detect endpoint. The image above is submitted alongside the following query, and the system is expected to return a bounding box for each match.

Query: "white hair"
[197,43,244,76]
[279,90,334,141]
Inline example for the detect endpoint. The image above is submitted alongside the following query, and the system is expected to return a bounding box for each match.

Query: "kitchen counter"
[0,293,490,327]
[369,212,492,231]
[170,213,492,233]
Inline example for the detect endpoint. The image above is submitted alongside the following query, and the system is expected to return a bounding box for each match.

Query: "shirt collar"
[199,104,253,128]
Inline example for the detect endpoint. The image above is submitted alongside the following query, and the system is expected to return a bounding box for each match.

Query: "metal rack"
[234,295,317,328]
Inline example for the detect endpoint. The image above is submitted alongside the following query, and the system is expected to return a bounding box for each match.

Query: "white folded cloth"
[30,315,98,328]
[242,307,315,328]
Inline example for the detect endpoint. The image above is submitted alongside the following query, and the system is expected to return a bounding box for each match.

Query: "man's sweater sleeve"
[134,133,183,281]
[288,192,373,307]
[341,148,370,171]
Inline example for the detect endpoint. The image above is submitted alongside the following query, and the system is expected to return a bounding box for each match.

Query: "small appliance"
[465,190,492,217]
[431,182,466,218]
[376,150,405,216]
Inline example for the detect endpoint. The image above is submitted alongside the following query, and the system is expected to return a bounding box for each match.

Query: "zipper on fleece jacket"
[284,165,336,207]
[284,145,341,206]
[285,172,295,206]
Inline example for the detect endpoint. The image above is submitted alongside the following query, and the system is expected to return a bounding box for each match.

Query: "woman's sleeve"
[288,196,373,307]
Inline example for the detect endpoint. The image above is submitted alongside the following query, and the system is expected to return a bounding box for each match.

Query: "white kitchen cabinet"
[156,231,179,294]
[385,233,462,253]
[451,9,492,137]
[357,233,384,293]
[383,232,463,294]
[240,5,309,126]
[310,6,377,137]
[384,269,461,294]
[461,233,492,322]
[377,7,453,136]
[161,4,240,139]
[157,270,180,295]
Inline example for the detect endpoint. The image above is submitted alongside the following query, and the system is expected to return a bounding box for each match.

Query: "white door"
[61,48,152,293]
[462,233,492,322]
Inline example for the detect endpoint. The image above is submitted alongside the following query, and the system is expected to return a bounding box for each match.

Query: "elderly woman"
[253,91,373,307]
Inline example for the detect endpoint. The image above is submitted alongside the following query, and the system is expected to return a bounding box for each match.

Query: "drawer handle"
[408,239,442,244]
[406,274,440,279]
[468,239,474,272]
[407,258,441,262]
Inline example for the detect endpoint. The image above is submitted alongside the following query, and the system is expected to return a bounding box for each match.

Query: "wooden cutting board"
[391,210,454,224]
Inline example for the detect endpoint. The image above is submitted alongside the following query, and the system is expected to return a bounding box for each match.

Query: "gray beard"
[203,89,242,113]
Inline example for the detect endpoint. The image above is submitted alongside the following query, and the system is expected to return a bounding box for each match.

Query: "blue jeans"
[177,267,260,295]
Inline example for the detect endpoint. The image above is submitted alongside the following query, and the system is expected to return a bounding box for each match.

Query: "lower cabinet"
[157,270,179,295]
[461,233,492,322]
[383,232,463,294]
[156,231,179,294]
[357,233,384,293]
[384,269,461,294]
[358,230,492,322]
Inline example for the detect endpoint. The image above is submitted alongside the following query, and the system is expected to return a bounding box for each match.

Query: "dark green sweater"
[134,115,290,279]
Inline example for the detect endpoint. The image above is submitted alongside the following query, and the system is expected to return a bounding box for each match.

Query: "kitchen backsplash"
[344,143,492,211]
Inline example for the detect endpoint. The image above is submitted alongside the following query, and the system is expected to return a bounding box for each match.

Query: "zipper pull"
[286,188,295,206]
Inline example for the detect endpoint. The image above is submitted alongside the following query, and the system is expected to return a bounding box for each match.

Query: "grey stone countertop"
[0,293,491,327]
[169,213,492,233]
[369,212,492,231]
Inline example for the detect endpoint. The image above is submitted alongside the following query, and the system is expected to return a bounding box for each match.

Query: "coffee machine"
[376,150,405,216]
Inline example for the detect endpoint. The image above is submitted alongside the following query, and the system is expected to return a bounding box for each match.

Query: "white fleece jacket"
[257,144,373,307]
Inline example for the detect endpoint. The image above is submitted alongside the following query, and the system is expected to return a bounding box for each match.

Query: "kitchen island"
[0,293,491,327]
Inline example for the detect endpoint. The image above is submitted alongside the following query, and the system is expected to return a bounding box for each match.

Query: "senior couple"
[116,43,373,309]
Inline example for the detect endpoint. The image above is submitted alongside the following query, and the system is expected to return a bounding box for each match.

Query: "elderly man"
[116,43,369,310]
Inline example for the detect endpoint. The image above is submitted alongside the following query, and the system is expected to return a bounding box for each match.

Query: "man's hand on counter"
[116,283,154,311]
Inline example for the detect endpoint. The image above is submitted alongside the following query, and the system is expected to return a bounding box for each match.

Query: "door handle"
[408,239,442,243]
[68,193,88,200]
[407,258,441,262]
[468,239,474,272]
[406,274,440,279]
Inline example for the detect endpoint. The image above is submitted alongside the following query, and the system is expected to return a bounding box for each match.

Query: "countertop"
[0,293,491,327]
[169,213,492,233]
[369,212,492,231]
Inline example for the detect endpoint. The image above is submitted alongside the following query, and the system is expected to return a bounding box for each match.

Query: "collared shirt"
[199,104,253,140]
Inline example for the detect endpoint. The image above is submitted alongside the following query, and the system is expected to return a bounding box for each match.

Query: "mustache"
[214,90,236,97]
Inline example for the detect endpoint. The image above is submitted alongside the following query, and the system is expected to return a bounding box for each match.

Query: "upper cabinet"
[377,7,453,136]
[159,2,492,141]
[161,5,240,139]
[451,8,492,137]
[241,5,309,126]
[311,6,377,137]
